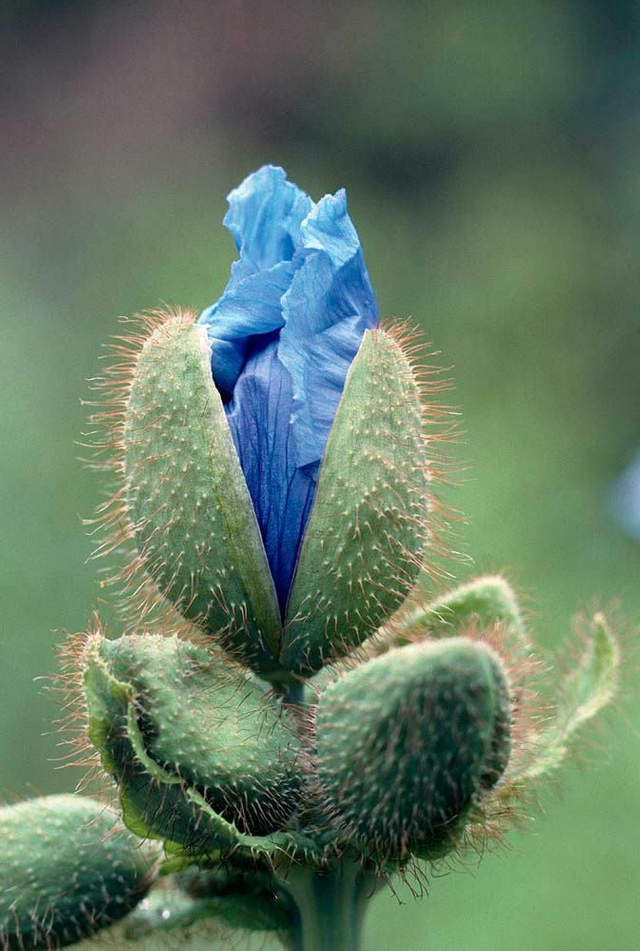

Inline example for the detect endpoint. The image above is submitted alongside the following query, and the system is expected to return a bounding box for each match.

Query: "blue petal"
[197,167,379,613]
[279,189,379,468]
[224,336,317,609]
[199,166,311,395]
[224,165,312,275]
[199,260,294,396]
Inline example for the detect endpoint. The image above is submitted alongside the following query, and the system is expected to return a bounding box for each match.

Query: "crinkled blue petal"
[197,166,379,613]
[224,165,312,275]
[279,189,379,467]
[198,166,312,395]
[199,260,294,396]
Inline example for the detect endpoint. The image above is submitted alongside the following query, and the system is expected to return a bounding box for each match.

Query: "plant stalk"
[276,860,375,951]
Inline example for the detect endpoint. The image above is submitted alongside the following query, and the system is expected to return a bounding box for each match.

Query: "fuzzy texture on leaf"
[123,315,283,678]
[281,328,431,674]
[514,614,619,782]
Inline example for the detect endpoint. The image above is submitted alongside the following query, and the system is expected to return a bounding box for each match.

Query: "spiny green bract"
[83,632,302,850]
[314,638,512,861]
[0,795,154,950]
[400,575,526,642]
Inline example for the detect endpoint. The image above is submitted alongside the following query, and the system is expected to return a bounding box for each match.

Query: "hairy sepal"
[123,314,284,679]
[0,795,155,950]
[314,638,512,863]
[82,633,303,855]
[282,328,431,675]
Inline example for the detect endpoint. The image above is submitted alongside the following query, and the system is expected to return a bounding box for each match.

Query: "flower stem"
[283,679,306,708]
[277,861,375,951]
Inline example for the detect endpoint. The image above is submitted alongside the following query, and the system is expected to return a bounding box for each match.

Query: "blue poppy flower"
[197,166,379,615]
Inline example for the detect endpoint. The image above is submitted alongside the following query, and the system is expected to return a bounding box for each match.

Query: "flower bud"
[314,638,512,861]
[117,166,432,680]
[0,795,154,950]
[82,632,302,851]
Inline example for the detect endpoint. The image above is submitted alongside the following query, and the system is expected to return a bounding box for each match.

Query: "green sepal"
[83,632,303,856]
[314,638,512,862]
[124,315,285,680]
[0,795,156,950]
[282,329,430,675]
[513,613,619,782]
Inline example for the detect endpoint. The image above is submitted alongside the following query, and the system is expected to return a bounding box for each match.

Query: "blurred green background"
[1,1,639,948]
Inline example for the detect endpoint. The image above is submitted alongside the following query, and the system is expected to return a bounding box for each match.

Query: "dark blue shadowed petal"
[197,166,379,613]
[224,336,317,610]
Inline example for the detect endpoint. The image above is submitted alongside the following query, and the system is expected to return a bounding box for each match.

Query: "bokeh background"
[1,1,639,949]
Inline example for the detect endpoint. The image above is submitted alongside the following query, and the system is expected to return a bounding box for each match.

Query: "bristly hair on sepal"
[80,310,196,633]
[81,310,290,682]
[280,319,460,675]
[80,309,461,681]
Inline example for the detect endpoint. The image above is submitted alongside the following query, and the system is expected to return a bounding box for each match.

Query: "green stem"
[282,679,307,707]
[276,861,375,951]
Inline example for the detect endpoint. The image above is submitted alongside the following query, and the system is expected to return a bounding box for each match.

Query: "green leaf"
[400,575,524,636]
[390,575,530,660]
[514,614,619,782]
[124,868,292,941]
